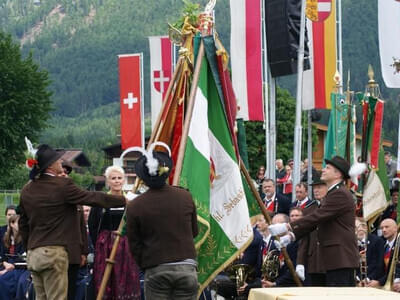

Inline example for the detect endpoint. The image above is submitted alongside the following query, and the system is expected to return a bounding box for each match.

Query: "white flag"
[378,0,400,88]
[230,0,264,121]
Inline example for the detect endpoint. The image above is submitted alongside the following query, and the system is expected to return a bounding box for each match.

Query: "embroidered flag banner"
[378,0,400,88]
[118,53,144,149]
[179,36,253,292]
[229,0,264,121]
[358,95,389,222]
[303,0,336,110]
[149,36,174,128]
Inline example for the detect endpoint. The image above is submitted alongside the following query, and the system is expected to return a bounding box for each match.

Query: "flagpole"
[397,113,400,180]
[337,0,343,93]
[152,56,185,141]
[239,159,302,287]
[269,75,276,181]
[140,53,145,146]
[96,56,186,300]
[307,111,313,198]
[292,0,307,201]
[261,0,270,178]
[172,41,205,185]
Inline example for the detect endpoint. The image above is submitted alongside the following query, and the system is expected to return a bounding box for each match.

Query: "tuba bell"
[230,264,253,290]
[382,232,400,291]
[261,249,280,281]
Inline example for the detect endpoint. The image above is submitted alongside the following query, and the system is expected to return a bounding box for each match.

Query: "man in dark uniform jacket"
[126,149,198,300]
[19,144,126,300]
[262,212,301,288]
[60,162,89,300]
[355,217,384,285]
[291,183,313,209]
[296,175,327,286]
[368,218,399,288]
[215,226,263,300]
[261,179,291,215]
[269,156,359,287]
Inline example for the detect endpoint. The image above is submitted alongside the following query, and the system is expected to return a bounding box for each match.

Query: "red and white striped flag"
[118,53,144,149]
[149,36,174,129]
[302,0,336,110]
[229,0,264,121]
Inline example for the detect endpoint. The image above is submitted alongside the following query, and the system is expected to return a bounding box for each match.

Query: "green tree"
[0,31,52,185]
[69,171,95,189]
[245,87,317,175]
[0,164,29,190]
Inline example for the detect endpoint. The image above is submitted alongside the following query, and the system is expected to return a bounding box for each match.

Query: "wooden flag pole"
[239,158,303,287]
[96,54,187,300]
[95,178,141,300]
[151,56,185,141]
[172,41,205,185]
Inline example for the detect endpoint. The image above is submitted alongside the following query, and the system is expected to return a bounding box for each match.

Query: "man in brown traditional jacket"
[19,144,126,300]
[269,156,359,287]
[126,148,198,300]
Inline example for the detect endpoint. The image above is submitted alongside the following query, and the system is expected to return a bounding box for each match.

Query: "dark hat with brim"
[135,151,173,189]
[390,179,399,195]
[310,172,325,185]
[30,144,65,179]
[324,156,350,179]
[62,161,73,174]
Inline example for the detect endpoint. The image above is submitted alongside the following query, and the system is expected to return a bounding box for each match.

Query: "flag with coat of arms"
[179,36,253,292]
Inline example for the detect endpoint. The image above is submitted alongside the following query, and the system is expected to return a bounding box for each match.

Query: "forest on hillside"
[1,0,400,177]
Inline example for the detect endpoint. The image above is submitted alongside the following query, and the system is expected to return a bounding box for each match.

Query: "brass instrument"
[261,249,280,281]
[357,239,369,286]
[229,264,253,291]
[382,232,400,291]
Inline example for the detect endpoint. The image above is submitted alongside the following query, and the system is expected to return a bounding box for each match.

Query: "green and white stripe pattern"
[180,47,252,291]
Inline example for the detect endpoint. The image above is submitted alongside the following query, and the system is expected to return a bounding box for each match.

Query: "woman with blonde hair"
[89,165,141,299]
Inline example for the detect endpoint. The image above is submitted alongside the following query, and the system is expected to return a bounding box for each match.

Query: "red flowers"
[26,159,38,170]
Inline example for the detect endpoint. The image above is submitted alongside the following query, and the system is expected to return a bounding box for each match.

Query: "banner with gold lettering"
[179,36,253,293]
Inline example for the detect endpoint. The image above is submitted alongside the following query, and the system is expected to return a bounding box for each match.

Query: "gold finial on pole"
[368,64,375,84]
[347,69,350,93]
[365,64,380,98]
[345,70,354,105]
[333,70,341,93]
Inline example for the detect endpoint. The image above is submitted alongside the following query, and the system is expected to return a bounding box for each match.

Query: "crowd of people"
[0,144,400,300]
[0,143,198,300]
[210,155,399,299]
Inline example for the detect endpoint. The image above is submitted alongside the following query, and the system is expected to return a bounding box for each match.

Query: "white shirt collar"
[43,172,56,177]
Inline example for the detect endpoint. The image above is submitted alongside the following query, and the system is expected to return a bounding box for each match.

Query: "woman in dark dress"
[0,214,32,299]
[89,165,140,299]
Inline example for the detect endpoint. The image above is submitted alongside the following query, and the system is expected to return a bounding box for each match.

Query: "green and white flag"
[324,92,356,163]
[179,41,253,292]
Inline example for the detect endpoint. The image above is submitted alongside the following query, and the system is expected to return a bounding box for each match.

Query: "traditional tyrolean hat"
[123,142,172,189]
[29,144,65,179]
[324,156,350,179]
[310,172,325,185]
